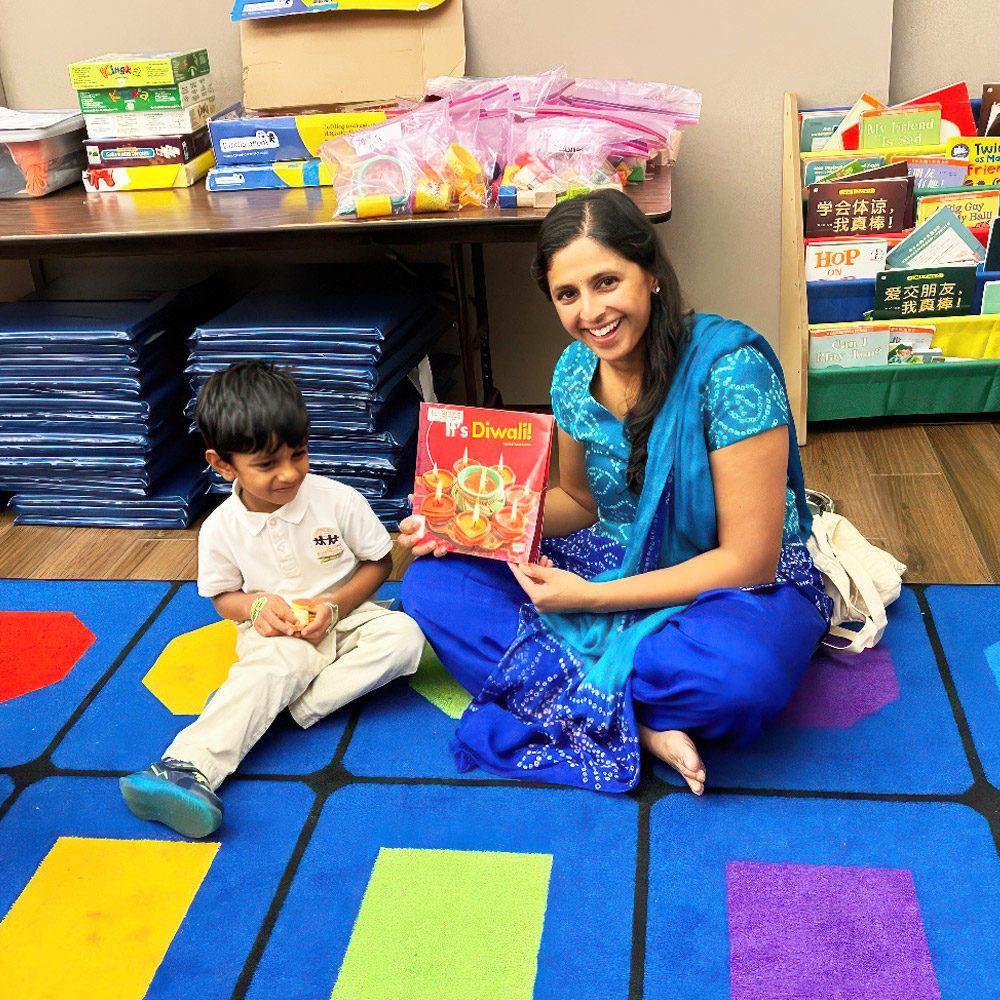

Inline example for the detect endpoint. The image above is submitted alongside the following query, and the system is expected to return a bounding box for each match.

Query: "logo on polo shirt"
[312,527,344,563]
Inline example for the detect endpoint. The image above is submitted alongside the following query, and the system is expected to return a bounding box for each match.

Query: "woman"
[400,189,831,795]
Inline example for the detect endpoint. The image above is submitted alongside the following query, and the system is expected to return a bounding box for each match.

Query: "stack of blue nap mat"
[188,285,454,530]
[0,290,211,528]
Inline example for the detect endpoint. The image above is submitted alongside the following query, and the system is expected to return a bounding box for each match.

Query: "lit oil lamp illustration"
[421,463,456,493]
[492,496,527,543]
[419,478,457,526]
[454,500,492,546]
[455,464,505,516]
[453,447,478,475]
[504,484,538,512]
[494,453,516,487]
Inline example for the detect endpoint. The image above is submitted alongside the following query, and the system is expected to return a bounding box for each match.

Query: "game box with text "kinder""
[412,403,554,564]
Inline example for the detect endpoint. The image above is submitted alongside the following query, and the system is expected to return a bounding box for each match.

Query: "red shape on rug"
[0,611,96,703]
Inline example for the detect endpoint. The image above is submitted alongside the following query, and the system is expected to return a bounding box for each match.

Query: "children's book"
[839,83,976,149]
[821,94,885,151]
[412,403,553,564]
[985,218,1000,271]
[799,109,848,152]
[802,155,884,188]
[805,238,887,281]
[885,206,984,269]
[859,105,942,150]
[834,161,909,184]
[915,190,1000,229]
[809,323,888,368]
[805,176,913,238]
[980,84,1000,135]
[891,155,969,190]
[981,280,1000,315]
[888,324,935,352]
[873,264,977,319]
[946,137,1000,186]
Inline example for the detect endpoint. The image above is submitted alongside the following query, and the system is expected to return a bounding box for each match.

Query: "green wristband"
[249,596,267,625]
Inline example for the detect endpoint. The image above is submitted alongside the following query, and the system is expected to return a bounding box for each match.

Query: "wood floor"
[1,419,998,584]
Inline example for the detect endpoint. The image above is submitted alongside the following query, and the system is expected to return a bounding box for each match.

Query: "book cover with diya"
[412,403,555,564]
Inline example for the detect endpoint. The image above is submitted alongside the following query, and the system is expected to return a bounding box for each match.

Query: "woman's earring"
[652,284,660,294]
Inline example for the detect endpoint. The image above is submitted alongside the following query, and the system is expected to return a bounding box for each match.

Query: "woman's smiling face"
[546,236,656,369]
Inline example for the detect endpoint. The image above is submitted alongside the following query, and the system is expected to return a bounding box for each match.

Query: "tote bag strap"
[820,544,889,653]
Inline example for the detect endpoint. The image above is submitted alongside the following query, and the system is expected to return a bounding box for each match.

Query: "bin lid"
[0,108,85,142]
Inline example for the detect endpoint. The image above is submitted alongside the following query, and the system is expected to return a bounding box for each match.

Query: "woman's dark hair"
[530,188,692,494]
[196,361,309,461]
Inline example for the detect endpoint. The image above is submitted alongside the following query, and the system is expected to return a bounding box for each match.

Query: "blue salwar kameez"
[402,314,832,792]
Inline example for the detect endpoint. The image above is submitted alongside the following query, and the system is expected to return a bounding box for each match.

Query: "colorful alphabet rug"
[1,580,998,999]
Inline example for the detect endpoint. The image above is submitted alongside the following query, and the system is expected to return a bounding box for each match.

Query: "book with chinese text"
[805,177,914,238]
[411,403,554,564]
[873,265,976,319]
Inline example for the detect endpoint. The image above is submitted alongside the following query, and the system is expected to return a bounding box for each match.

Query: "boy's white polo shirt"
[197,473,393,601]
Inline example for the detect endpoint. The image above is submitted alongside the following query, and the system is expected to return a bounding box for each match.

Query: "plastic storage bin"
[0,108,86,198]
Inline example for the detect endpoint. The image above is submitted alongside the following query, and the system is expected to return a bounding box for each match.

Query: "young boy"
[120,361,425,838]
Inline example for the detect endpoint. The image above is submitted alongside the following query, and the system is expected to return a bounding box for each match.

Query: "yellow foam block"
[0,837,219,1000]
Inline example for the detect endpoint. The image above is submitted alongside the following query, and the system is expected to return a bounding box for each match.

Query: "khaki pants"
[164,603,424,790]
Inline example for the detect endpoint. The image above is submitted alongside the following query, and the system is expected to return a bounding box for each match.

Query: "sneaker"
[120,758,223,839]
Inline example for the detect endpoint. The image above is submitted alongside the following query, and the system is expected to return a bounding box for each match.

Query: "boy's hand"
[251,594,299,638]
[292,597,336,645]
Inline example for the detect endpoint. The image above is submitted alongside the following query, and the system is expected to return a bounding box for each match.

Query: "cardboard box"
[85,128,212,167]
[206,158,334,190]
[82,149,214,191]
[237,0,465,110]
[209,103,386,164]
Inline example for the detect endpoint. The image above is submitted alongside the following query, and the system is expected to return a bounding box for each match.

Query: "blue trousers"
[401,554,828,745]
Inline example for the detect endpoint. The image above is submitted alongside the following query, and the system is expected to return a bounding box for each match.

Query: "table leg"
[470,243,502,407]
[449,243,477,405]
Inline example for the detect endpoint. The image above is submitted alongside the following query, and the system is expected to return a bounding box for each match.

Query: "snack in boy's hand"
[290,602,315,627]
[412,403,554,564]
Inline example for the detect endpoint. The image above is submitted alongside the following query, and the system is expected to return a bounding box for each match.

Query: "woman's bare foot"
[638,725,706,796]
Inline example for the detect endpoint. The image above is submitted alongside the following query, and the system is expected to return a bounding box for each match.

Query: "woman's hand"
[397,498,451,558]
[509,561,596,613]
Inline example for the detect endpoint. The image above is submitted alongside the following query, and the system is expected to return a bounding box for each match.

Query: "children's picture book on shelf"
[981,84,1000,134]
[985,218,1000,271]
[893,155,970,190]
[981,281,1000,315]
[838,83,976,149]
[859,105,942,150]
[805,238,887,281]
[915,189,1000,228]
[946,137,1000,185]
[805,155,885,187]
[873,264,977,319]
[888,324,935,352]
[809,323,889,368]
[799,109,848,152]
[885,206,984,269]
[411,403,554,564]
[805,176,913,238]
[821,93,884,151]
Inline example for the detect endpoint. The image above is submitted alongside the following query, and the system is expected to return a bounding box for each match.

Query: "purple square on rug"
[727,861,940,1000]
[776,645,900,730]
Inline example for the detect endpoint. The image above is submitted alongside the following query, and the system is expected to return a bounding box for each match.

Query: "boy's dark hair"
[196,361,309,461]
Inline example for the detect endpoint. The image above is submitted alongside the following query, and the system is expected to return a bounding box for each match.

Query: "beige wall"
[1,0,894,401]
[890,0,1000,105]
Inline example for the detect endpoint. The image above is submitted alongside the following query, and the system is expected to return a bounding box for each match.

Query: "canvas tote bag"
[806,511,906,654]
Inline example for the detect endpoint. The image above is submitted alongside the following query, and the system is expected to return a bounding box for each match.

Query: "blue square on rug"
[244,784,638,1000]
[654,587,971,794]
[54,583,349,776]
[0,775,314,1000]
[924,585,1000,786]
[643,794,1000,1000]
[341,675,492,782]
[0,580,171,767]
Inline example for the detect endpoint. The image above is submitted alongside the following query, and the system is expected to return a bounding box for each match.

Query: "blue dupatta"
[451,314,811,791]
